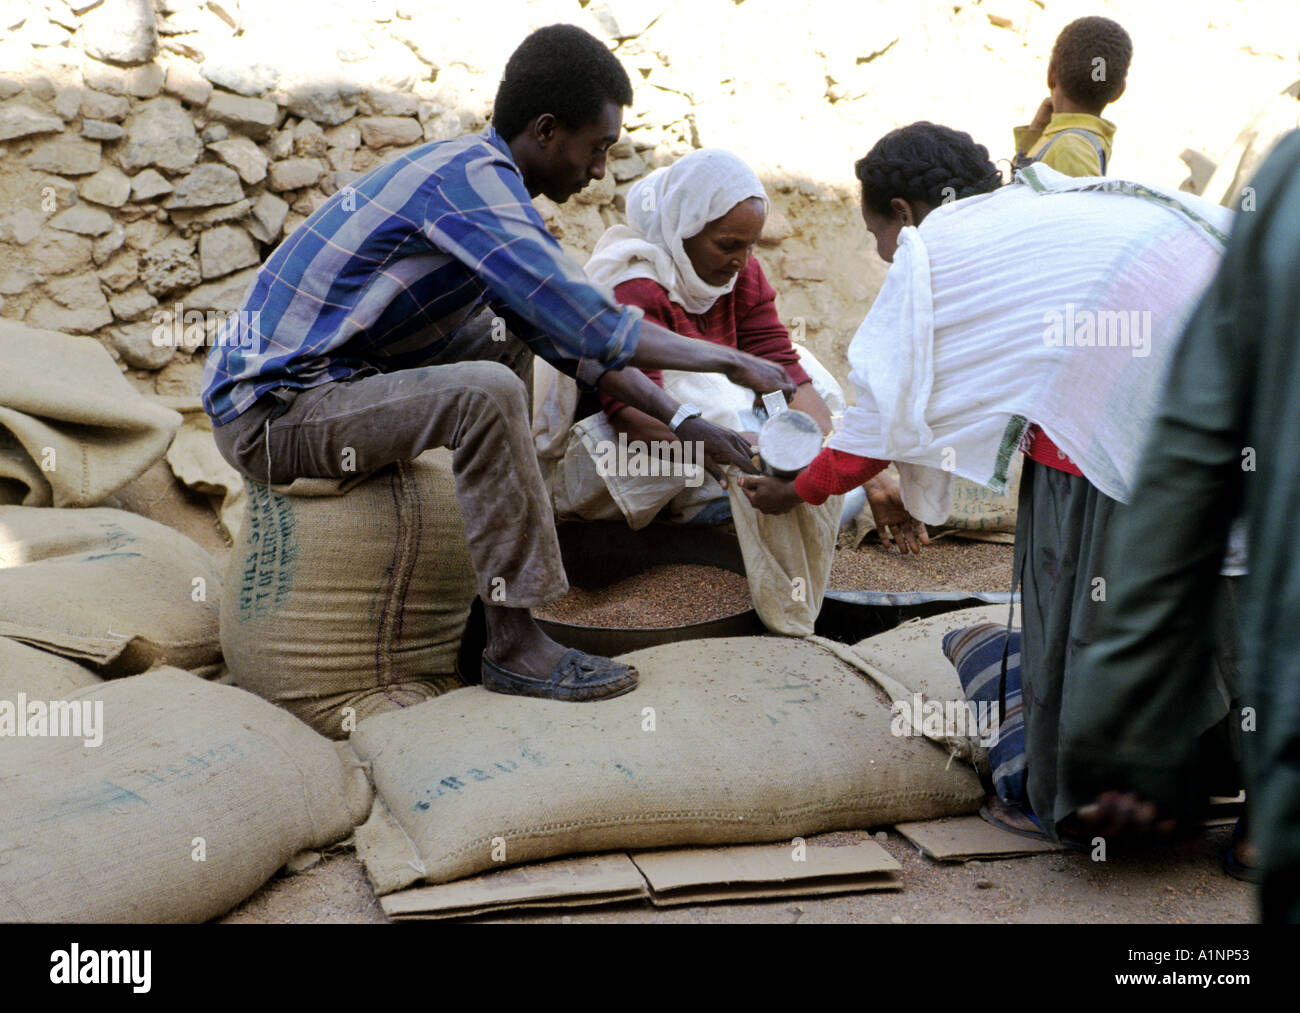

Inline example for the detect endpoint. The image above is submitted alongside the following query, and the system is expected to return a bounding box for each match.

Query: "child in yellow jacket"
[1014,16,1133,176]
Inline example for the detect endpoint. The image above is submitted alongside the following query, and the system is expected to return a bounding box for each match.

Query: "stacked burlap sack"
[0,322,371,922]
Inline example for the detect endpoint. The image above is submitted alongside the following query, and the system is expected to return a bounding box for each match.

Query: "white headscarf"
[585,148,769,314]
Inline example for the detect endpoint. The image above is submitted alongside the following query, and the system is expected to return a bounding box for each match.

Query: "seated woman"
[738,121,1241,844]
[534,148,920,545]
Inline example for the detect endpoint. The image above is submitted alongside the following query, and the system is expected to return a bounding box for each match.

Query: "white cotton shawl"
[827,163,1233,525]
[584,148,769,314]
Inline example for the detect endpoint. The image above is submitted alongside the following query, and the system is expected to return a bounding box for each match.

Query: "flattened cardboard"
[632,840,901,906]
[380,852,648,920]
[894,815,1065,861]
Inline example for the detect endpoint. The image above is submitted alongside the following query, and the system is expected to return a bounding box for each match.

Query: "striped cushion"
[942,622,1026,806]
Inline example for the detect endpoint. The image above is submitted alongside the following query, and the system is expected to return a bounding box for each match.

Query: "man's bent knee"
[458,360,529,419]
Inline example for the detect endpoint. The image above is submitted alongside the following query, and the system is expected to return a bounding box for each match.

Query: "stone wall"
[0,0,1296,398]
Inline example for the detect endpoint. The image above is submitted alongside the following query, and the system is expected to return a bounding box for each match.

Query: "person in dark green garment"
[1060,130,1300,923]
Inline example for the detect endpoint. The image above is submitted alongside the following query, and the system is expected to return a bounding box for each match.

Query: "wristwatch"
[668,402,703,433]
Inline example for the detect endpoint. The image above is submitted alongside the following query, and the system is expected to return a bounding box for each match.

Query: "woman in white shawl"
[535,148,917,539]
[738,121,1238,846]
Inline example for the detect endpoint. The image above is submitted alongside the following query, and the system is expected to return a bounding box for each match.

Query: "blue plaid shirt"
[201,127,642,425]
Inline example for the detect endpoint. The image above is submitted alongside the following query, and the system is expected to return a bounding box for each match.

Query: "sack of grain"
[0,320,181,507]
[105,458,234,569]
[725,469,842,636]
[0,667,372,923]
[0,637,103,700]
[848,605,1022,769]
[351,635,983,887]
[942,458,1021,537]
[220,449,475,739]
[841,462,1022,551]
[0,506,222,677]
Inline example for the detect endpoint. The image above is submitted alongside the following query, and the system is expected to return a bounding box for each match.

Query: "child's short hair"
[1051,16,1133,110]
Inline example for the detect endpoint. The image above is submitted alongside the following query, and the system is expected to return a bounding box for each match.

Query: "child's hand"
[1029,96,1054,133]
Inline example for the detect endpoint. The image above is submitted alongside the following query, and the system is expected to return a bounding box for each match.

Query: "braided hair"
[855,122,1003,218]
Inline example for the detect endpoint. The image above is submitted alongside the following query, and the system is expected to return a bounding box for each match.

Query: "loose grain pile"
[829,537,1014,593]
[535,564,753,629]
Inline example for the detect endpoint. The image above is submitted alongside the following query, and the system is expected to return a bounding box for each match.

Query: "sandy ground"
[219,823,1254,925]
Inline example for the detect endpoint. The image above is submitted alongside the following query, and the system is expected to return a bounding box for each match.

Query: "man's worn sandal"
[980,796,1089,852]
[481,648,639,702]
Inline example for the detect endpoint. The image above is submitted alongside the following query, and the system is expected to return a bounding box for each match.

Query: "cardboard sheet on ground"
[381,853,650,920]
[894,815,1065,861]
[632,839,900,907]
[0,321,180,507]
[378,840,899,919]
[895,796,1245,861]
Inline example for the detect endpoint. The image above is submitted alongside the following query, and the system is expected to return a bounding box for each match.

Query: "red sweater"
[793,426,1081,505]
[599,258,812,418]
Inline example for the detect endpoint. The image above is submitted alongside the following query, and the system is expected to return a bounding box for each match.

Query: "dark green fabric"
[1014,459,1124,835]
[1061,130,1300,923]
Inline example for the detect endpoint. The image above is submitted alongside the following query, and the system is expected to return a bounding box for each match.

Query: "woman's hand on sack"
[675,416,758,489]
[864,473,929,555]
[736,474,803,515]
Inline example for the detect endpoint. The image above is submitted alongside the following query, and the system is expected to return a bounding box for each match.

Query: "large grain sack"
[351,635,983,885]
[105,458,234,568]
[848,605,1022,768]
[220,449,475,739]
[160,395,246,542]
[0,668,372,923]
[942,459,1021,537]
[0,506,221,676]
[0,320,181,507]
[0,637,103,699]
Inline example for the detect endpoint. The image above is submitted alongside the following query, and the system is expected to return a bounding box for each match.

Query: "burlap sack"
[0,506,222,677]
[843,462,1021,551]
[351,635,983,887]
[159,395,247,542]
[943,459,1021,536]
[220,449,475,739]
[0,320,181,507]
[0,667,372,923]
[0,637,103,699]
[848,605,1022,768]
[106,458,234,568]
[725,469,842,636]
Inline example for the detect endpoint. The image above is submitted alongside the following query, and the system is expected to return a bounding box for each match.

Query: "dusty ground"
[220,823,1253,924]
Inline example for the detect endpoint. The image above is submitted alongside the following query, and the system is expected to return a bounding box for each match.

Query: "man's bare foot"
[1064,790,1178,843]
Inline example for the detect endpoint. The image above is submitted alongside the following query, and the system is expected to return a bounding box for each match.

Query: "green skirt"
[1014,459,1244,838]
